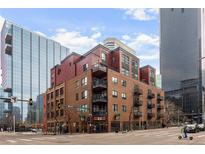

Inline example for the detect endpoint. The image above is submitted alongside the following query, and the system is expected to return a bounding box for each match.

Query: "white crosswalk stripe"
[7,140,17,143]
[31,137,45,141]
[19,139,32,142]
[197,134,205,138]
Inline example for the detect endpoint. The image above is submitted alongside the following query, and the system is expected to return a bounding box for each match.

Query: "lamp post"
[199,57,205,124]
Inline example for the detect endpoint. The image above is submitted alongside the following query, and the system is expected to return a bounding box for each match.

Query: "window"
[56,110,59,117]
[55,89,59,97]
[69,62,72,66]
[47,93,50,100]
[112,77,118,84]
[80,104,88,112]
[112,104,118,112]
[121,80,126,87]
[76,93,79,101]
[122,105,127,112]
[60,109,64,116]
[171,8,174,11]
[81,77,88,86]
[60,88,64,95]
[122,68,129,76]
[60,98,64,105]
[181,8,184,13]
[101,52,107,63]
[121,93,127,99]
[112,90,118,97]
[75,80,80,88]
[81,90,88,99]
[132,60,138,80]
[51,92,53,99]
[122,54,129,66]
[83,63,88,71]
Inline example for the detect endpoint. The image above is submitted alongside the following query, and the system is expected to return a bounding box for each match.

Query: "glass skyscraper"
[0,18,69,123]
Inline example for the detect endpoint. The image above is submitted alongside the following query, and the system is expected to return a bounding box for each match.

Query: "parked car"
[31,128,37,133]
[186,123,200,133]
[197,124,205,131]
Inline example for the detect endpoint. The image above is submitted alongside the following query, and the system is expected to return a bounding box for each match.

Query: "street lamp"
[199,56,205,124]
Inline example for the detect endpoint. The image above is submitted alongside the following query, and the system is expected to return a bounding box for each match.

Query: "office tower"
[0,18,69,123]
[160,8,205,122]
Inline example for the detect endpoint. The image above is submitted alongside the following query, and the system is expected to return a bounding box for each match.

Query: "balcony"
[92,64,107,77]
[5,44,12,55]
[133,85,143,95]
[157,95,163,101]
[93,79,107,90]
[133,111,142,118]
[147,91,155,99]
[93,94,107,103]
[147,112,154,118]
[157,104,164,110]
[92,111,107,116]
[147,102,155,109]
[133,100,143,106]
[5,33,12,44]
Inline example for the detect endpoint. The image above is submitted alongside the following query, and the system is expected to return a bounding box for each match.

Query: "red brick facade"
[44,44,164,134]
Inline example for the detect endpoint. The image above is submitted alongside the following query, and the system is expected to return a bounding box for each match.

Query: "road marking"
[31,138,45,141]
[19,139,32,142]
[44,137,56,140]
[7,140,17,143]
[197,134,205,138]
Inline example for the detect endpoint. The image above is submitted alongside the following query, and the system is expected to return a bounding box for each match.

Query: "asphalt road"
[1,127,205,145]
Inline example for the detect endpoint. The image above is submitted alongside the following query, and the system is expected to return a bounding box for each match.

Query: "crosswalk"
[4,129,205,144]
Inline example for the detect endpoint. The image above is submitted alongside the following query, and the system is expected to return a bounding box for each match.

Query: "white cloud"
[128,33,159,50]
[124,8,159,21]
[122,35,131,41]
[34,31,47,37]
[121,33,159,60]
[51,28,99,54]
[91,32,101,39]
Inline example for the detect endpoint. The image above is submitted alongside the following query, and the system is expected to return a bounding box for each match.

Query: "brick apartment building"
[44,41,165,134]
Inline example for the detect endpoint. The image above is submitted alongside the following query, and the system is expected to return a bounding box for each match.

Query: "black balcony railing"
[93,95,107,103]
[133,85,143,95]
[93,79,107,89]
[157,95,163,101]
[133,111,142,117]
[147,91,155,99]
[92,64,107,73]
[92,111,107,116]
[147,103,155,108]
[147,112,154,118]
[134,100,143,106]
[5,44,12,55]
[157,104,164,110]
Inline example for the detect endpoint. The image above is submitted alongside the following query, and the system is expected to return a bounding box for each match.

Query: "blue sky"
[0,8,160,73]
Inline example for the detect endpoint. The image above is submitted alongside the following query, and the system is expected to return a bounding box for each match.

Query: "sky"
[0,8,160,73]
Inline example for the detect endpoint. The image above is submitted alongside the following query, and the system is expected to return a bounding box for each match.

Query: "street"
[0,127,205,145]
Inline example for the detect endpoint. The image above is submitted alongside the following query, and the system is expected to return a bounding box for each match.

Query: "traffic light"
[58,103,61,109]
[10,96,17,103]
[28,98,33,106]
